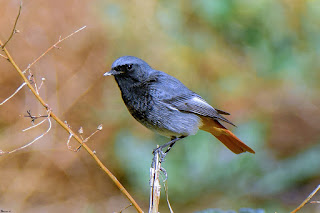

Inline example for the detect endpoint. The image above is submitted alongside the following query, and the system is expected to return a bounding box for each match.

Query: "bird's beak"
[104,70,118,76]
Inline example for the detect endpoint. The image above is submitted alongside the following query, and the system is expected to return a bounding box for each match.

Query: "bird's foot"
[152,146,167,162]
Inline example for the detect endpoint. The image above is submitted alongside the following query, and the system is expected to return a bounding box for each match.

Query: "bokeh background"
[1,0,320,212]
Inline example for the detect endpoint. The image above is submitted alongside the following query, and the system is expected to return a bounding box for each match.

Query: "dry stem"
[291,184,320,213]
[149,150,162,213]
[0,23,143,213]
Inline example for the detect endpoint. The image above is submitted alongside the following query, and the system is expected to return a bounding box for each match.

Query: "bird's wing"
[163,94,235,126]
[149,71,235,126]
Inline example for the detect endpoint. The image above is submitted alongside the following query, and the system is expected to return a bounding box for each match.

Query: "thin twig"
[0,53,9,60]
[1,0,22,48]
[83,125,103,143]
[0,82,26,105]
[38,78,46,91]
[70,125,103,151]
[115,203,133,213]
[24,110,48,124]
[164,181,174,213]
[75,124,103,150]
[22,117,47,132]
[0,111,52,155]
[24,26,86,73]
[66,133,79,152]
[33,74,39,94]
[0,35,143,213]
[291,184,320,213]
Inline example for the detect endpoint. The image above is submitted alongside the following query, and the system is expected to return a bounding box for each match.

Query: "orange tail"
[200,117,255,154]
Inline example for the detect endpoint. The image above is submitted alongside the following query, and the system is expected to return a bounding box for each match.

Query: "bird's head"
[104,56,152,82]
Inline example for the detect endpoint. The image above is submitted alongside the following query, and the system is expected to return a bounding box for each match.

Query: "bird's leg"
[165,136,185,153]
[152,136,186,162]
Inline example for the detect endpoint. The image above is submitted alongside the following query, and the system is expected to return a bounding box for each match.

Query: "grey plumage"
[105,56,234,138]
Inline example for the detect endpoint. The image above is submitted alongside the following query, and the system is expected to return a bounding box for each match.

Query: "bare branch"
[291,184,320,213]
[24,26,86,73]
[0,82,26,105]
[0,111,52,156]
[0,24,143,212]
[1,0,22,48]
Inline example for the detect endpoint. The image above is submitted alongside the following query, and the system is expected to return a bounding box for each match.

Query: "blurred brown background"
[1,0,320,212]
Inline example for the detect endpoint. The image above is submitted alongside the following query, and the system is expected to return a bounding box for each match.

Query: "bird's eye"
[126,64,133,70]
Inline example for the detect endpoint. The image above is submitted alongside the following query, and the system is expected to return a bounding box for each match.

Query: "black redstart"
[104,56,255,155]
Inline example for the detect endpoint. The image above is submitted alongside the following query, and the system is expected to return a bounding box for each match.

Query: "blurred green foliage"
[1,0,320,212]
[100,0,320,212]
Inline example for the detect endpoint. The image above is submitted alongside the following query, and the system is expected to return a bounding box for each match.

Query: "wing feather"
[163,94,235,126]
[148,71,235,126]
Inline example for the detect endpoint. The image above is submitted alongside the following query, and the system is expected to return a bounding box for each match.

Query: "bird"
[104,56,255,155]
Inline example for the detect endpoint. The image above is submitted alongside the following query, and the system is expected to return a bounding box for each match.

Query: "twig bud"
[97,124,103,131]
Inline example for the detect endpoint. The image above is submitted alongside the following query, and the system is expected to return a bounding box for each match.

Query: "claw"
[152,146,167,162]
